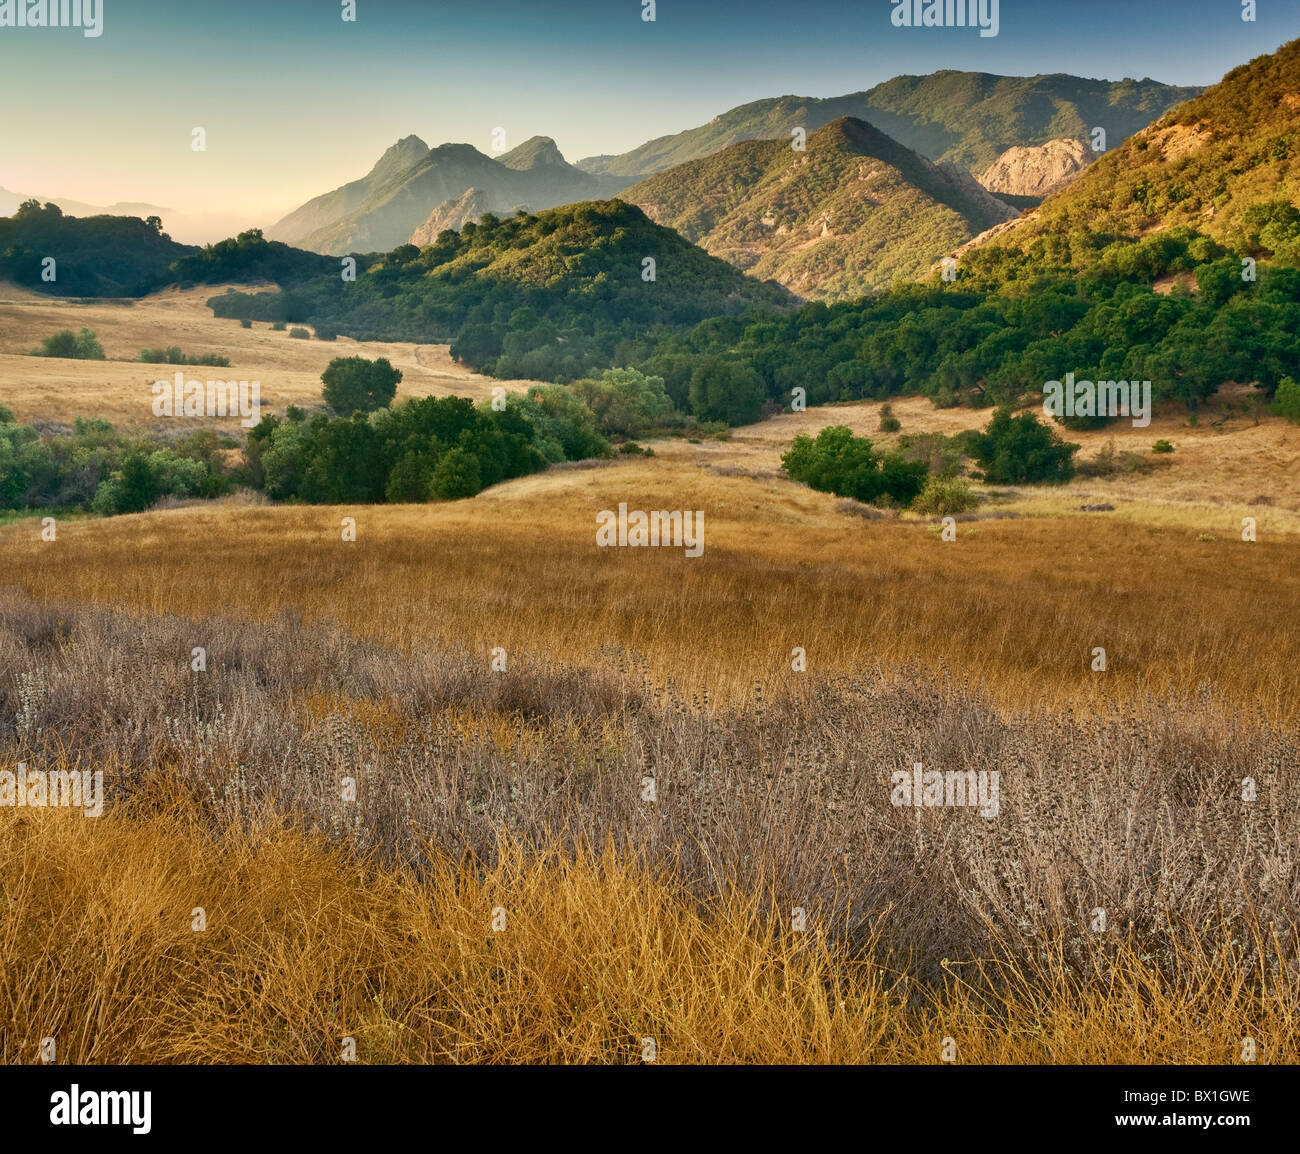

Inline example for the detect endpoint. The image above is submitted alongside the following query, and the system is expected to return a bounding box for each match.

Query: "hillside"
[209,199,792,380]
[268,135,630,256]
[0,200,196,297]
[961,39,1300,276]
[579,72,1200,179]
[623,117,1016,299]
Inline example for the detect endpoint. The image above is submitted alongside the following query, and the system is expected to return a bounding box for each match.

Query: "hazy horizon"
[1,0,1295,242]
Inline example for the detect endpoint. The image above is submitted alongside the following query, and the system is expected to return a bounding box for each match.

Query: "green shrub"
[971,409,1079,485]
[912,476,979,515]
[782,425,928,506]
[878,404,901,433]
[1152,438,1175,452]
[240,318,253,329]
[32,328,106,360]
[289,327,311,340]
[1272,377,1300,423]
[271,321,287,332]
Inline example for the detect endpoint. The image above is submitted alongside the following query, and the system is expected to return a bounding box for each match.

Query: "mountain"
[578,73,1200,179]
[961,38,1300,273]
[265,134,431,248]
[976,138,1094,201]
[622,117,1017,300]
[268,135,631,255]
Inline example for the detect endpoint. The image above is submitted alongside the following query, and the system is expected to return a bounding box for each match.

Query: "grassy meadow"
[1,292,1298,1064]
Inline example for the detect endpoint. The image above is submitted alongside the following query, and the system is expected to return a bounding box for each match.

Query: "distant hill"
[211,199,792,381]
[0,201,196,297]
[267,135,630,255]
[960,39,1300,275]
[579,73,1200,179]
[623,117,1016,300]
[0,186,171,222]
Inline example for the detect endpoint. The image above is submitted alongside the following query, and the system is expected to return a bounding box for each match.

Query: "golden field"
[1,288,1297,1064]
[0,283,536,430]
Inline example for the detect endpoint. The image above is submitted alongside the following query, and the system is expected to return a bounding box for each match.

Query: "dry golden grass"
[2,461,1296,722]
[2,801,1293,1064]
[0,284,534,430]
[4,285,1299,1064]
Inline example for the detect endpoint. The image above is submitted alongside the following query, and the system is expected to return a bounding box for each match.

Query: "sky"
[0,0,1296,238]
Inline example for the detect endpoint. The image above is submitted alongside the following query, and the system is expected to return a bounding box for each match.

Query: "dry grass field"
[1,289,1297,1064]
[0,283,536,431]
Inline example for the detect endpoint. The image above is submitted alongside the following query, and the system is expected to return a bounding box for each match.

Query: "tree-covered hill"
[207,200,792,381]
[0,200,196,297]
[960,38,1300,282]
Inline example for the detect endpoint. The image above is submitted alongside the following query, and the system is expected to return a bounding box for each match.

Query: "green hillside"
[623,117,1016,299]
[208,200,792,381]
[962,39,1300,281]
[0,200,196,297]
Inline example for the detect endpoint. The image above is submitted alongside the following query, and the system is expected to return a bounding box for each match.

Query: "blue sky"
[0,0,1295,230]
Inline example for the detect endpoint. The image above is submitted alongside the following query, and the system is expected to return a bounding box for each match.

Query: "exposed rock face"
[976,138,1093,198]
[409,188,502,245]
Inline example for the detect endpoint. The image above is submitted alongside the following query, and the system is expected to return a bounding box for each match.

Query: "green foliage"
[169,228,336,290]
[971,409,1079,485]
[289,327,311,340]
[1152,438,1175,453]
[207,201,789,384]
[0,201,194,297]
[878,404,901,433]
[688,357,766,424]
[781,426,929,506]
[140,346,230,366]
[1272,376,1300,423]
[912,476,979,515]
[568,368,675,437]
[321,356,402,415]
[32,328,106,360]
[245,389,600,507]
[430,447,482,500]
[0,417,230,514]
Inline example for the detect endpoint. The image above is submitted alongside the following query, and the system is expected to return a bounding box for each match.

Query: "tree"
[781,425,928,505]
[116,453,160,513]
[430,447,481,500]
[320,356,402,414]
[688,357,766,425]
[972,408,1078,484]
[1273,376,1300,423]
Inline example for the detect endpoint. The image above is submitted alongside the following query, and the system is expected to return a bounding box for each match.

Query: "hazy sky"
[0,0,1295,235]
